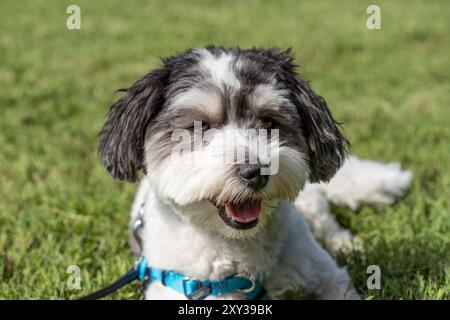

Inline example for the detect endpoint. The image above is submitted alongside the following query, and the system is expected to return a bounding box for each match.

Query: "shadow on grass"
[336,237,449,300]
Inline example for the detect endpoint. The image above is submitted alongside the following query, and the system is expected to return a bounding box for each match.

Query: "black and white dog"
[98,47,411,299]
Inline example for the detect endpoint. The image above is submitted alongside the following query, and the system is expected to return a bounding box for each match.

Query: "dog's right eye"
[202,122,210,131]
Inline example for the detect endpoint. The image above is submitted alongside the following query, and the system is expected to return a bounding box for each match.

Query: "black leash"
[78,268,139,300]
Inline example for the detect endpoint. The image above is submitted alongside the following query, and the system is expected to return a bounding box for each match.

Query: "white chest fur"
[140,188,289,282]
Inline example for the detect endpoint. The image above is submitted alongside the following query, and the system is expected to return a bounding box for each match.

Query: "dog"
[98,46,411,299]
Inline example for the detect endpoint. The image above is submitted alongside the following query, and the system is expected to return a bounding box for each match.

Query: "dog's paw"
[325,230,362,254]
[323,156,413,210]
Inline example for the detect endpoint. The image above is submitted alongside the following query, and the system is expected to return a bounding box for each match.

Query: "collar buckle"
[183,278,211,300]
[236,274,256,293]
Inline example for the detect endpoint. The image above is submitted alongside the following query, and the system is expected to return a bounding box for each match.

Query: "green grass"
[0,0,449,299]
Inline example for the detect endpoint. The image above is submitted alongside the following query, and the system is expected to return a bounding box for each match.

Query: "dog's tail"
[319,156,413,210]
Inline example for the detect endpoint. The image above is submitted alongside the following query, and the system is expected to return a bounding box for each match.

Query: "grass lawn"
[0,0,449,299]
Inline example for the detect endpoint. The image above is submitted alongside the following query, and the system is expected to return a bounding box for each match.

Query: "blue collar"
[136,257,269,300]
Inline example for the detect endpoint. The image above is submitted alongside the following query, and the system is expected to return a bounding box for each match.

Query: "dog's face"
[99,47,348,239]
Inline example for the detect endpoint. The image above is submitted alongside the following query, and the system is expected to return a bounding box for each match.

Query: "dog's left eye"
[186,121,210,131]
[261,118,276,129]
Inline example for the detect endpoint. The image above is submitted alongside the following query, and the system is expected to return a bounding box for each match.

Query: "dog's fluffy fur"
[98,47,412,299]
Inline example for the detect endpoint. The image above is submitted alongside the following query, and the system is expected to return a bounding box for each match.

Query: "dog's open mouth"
[212,199,261,230]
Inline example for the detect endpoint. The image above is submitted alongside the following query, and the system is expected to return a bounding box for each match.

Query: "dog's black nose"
[238,164,269,191]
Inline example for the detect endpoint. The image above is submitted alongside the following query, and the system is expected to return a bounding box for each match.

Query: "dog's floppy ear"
[98,67,169,182]
[262,48,349,182]
[291,76,349,182]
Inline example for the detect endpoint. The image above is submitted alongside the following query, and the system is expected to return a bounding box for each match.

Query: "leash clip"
[135,257,149,283]
[132,202,145,253]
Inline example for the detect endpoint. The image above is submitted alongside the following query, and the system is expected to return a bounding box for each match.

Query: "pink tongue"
[226,200,261,223]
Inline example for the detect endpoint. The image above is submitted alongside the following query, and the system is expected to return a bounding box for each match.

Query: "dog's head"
[99,47,348,239]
